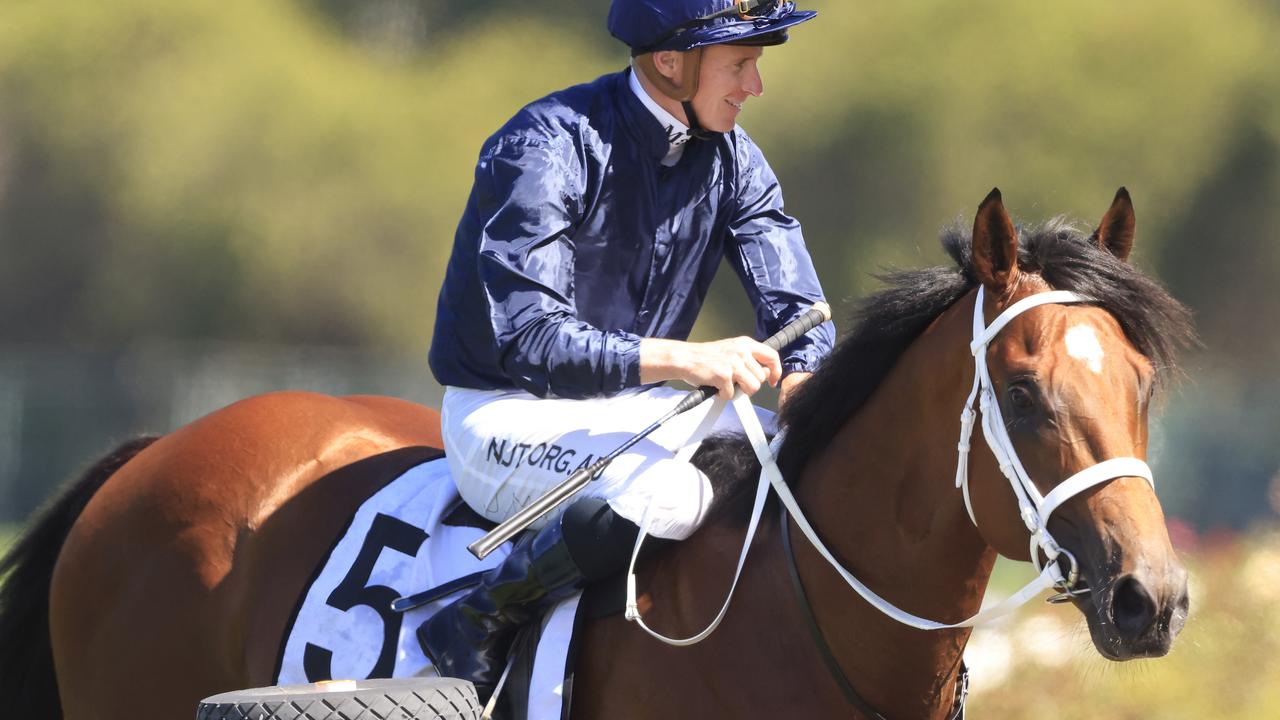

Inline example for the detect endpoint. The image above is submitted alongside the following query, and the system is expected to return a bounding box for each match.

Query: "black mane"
[694,217,1196,518]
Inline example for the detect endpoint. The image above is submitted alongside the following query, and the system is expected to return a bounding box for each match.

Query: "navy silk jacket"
[429,69,834,399]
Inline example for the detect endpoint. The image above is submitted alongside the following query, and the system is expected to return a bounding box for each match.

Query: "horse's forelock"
[1016,218,1196,390]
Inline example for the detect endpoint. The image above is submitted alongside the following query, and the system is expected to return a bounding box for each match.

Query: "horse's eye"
[1008,384,1036,412]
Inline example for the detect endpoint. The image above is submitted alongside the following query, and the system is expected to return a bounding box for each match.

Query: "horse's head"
[963,188,1190,660]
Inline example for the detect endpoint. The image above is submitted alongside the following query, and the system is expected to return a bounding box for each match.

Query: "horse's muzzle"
[1081,562,1190,660]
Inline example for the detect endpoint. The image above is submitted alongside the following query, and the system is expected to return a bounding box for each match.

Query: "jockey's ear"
[971,188,1021,293]
[1092,187,1136,262]
[635,49,701,102]
[651,50,684,83]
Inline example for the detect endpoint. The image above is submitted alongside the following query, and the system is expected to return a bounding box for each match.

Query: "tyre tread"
[197,680,479,720]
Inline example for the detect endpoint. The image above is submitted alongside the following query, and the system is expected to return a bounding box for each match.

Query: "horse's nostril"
[1111,575,1157,637]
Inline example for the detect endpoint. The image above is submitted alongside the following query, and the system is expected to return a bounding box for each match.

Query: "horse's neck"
[605,297,999,718]
[783,293,997,717]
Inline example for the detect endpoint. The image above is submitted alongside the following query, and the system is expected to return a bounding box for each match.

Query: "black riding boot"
[417,497,638,703]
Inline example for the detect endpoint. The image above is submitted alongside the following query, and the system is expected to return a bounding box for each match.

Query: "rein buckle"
[1045,548,1088,604]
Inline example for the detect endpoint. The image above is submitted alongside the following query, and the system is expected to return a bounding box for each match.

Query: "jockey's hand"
[639,337,783,400]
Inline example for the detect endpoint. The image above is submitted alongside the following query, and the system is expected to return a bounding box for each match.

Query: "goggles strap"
[701,0,779,22]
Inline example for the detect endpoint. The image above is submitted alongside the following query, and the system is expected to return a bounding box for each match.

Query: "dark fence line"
[0,344,1275,533]
[0,342,443,524]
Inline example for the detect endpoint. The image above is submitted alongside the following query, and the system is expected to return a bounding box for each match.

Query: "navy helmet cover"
[607,0,817,54]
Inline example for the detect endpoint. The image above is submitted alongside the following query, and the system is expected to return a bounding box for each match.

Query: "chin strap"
[637,48,721,141]
[680,100,719,140]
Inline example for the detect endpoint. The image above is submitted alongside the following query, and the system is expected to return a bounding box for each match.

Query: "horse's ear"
[1092,187,1135,262]
[971,188,1020,293]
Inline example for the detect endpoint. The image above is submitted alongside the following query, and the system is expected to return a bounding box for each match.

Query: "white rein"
[626,287,1154,643]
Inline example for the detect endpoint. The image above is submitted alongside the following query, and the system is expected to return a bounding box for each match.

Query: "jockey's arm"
[721,133,834,392]
[640,136,831,405]
[469,134,831,402]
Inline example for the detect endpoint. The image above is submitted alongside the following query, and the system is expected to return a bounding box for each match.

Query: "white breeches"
[441,385,774,540]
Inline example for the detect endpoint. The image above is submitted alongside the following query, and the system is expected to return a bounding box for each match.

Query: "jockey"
[420,0,832,701]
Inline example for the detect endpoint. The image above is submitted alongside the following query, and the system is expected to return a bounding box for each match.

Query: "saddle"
[273,455,616,720]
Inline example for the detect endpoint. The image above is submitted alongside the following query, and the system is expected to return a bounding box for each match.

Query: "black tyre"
[196,678,480,720]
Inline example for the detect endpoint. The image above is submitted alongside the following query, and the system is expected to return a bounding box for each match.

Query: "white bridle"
[955,286,1155,601]
[626,287,1156,643]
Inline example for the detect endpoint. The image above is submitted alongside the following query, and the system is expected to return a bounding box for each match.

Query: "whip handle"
[671,301,831,415]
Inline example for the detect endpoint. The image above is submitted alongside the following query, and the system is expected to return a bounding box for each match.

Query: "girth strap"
[780,500,887,719]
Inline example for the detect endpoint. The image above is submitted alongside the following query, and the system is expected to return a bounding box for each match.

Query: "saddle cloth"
[275,457,582,720]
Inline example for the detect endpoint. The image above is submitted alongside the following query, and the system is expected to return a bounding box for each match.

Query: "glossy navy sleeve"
[475,138,643,398]
[724,133,834,374]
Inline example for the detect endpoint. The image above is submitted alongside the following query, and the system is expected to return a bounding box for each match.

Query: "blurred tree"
[1,0,1278,528]
[1161,122,1280,376]
[302,0,611,56]
[1154,114,1280,531]
[0,0,620,348]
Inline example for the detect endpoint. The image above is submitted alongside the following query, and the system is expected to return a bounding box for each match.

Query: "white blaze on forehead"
[1065,324,1105,374]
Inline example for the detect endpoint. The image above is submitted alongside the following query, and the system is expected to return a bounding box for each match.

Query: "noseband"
[955,287,1155,601]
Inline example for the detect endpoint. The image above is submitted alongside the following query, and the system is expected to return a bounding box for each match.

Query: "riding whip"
[467,301,831,559]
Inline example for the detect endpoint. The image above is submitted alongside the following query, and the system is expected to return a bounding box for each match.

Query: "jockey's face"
[690,44,764,132]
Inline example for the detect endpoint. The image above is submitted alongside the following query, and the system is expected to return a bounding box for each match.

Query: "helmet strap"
[681,100,717,141]
[636,48,702,102]
[636,48,717,139]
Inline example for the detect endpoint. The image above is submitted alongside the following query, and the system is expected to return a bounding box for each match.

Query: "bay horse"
[0,189,1194,719]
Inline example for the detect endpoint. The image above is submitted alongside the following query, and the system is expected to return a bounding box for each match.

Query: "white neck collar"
[628,68,690,166]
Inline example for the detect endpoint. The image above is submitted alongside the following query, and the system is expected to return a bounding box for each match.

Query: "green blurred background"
[1,0,1277,715]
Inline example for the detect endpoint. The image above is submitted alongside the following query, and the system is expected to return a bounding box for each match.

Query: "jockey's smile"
[641,44,766,133]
